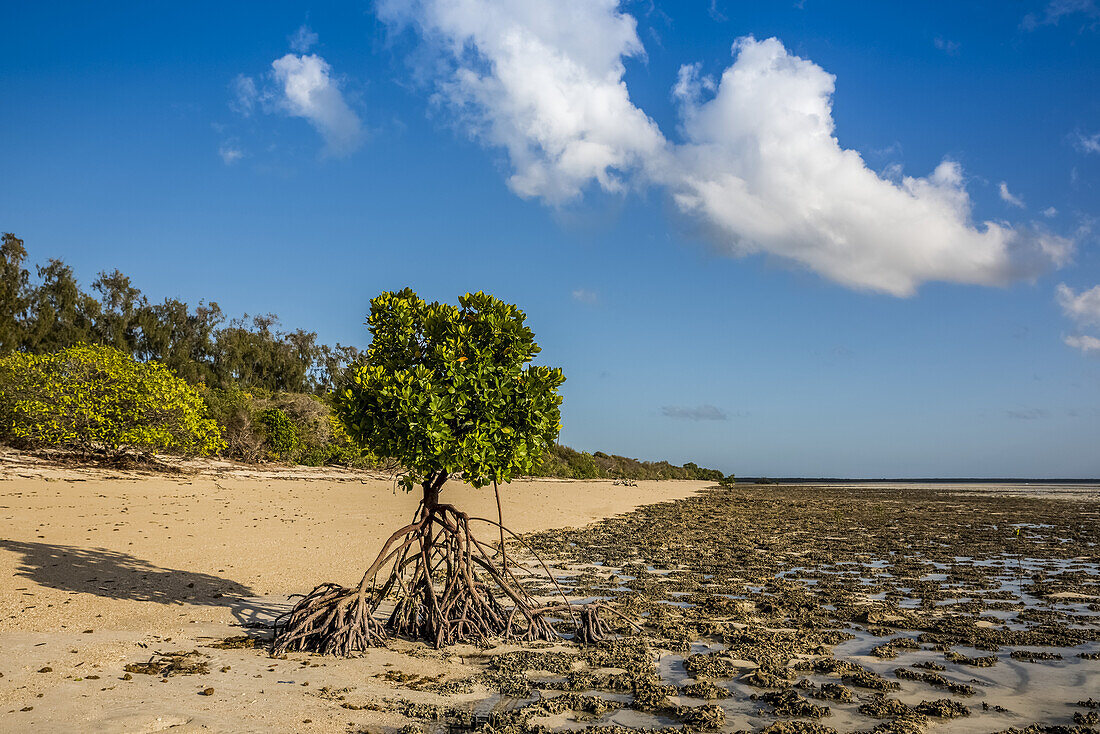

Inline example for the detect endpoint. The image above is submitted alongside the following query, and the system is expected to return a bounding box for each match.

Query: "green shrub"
[298,409,379,468]
[569,451,602,479]
[269,393,335,465]
[683,461,725,482]
[256,407,299,460]
[200,387,380,467]
[0,344,223,456]
[201,385,265,462]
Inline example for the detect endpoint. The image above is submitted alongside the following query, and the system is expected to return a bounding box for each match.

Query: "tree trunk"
[423,480,439,511]
[422,470,446,511]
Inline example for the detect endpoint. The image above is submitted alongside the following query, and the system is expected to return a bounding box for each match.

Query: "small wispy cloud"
[1007,408,1049,420]
[227,30,364,160]
[1057,283,1100,327]
[229,74,258,116]
[571,288,598,304]
[999,181,1025,208]
[289,25,319,53]
[1065,334,1100,352]
[879,162,904,182]
[1043,206,1058,218]
[661,404,728,421]
[1073,130,1100,154]
[1064,336,1100,352]
[934,37,960,55]
[1021,0,1100,30]
[271,53,364,158]
[1056,282,1100,354]
[218,144,244,164]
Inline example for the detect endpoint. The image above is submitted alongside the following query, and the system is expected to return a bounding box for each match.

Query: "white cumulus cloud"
[381,2,1075,296]
[271,53,364,157]
[665,37,1071,295]
[376,0,667,203]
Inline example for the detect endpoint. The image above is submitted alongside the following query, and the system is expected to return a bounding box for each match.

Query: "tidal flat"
[1,468,1097,732]
[503,483,1100,733]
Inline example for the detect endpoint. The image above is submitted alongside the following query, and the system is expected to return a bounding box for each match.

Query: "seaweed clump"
[124,650,210,677]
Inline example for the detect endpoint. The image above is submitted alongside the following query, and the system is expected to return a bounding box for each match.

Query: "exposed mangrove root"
[272,582,386,655]
[572,604,608,644]
[273,500,566,655]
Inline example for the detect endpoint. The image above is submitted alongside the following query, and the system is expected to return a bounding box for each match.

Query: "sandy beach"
[0,451,706,732]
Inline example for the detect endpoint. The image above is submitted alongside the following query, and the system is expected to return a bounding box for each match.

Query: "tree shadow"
[0,540,314,644]
[1,539,256,608]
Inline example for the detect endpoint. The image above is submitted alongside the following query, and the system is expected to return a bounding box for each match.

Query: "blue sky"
[3,1,1099,477]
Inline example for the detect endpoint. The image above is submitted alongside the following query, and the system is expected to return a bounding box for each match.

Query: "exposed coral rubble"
[191,484,1099,733]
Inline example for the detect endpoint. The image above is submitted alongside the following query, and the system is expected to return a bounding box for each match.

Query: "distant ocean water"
[793,481,1100,501]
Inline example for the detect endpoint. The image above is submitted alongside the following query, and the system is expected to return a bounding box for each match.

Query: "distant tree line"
[535,444,732,483]
[0,232,732,482]
[0,232,360,394]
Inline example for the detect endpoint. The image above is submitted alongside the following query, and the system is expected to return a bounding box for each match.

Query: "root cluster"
[572,604,609,644]
[271,582,386,656]
[273,502,565,655]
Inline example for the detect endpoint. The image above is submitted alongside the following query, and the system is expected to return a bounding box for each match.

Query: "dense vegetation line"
[0,233,358,393]
[0,233,731,482]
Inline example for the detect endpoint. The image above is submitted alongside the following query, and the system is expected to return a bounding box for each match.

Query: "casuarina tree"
[273,289,572,654]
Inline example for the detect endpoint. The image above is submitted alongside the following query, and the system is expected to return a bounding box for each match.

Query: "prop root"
[273,502,560,654]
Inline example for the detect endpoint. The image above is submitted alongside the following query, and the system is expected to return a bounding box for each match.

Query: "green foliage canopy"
[0,343,224,456]
[0,234,361,395]
[336,289,565,490]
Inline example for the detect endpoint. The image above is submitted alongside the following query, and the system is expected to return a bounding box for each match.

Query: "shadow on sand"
[1,539,254,605]
[0,539,292,634]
